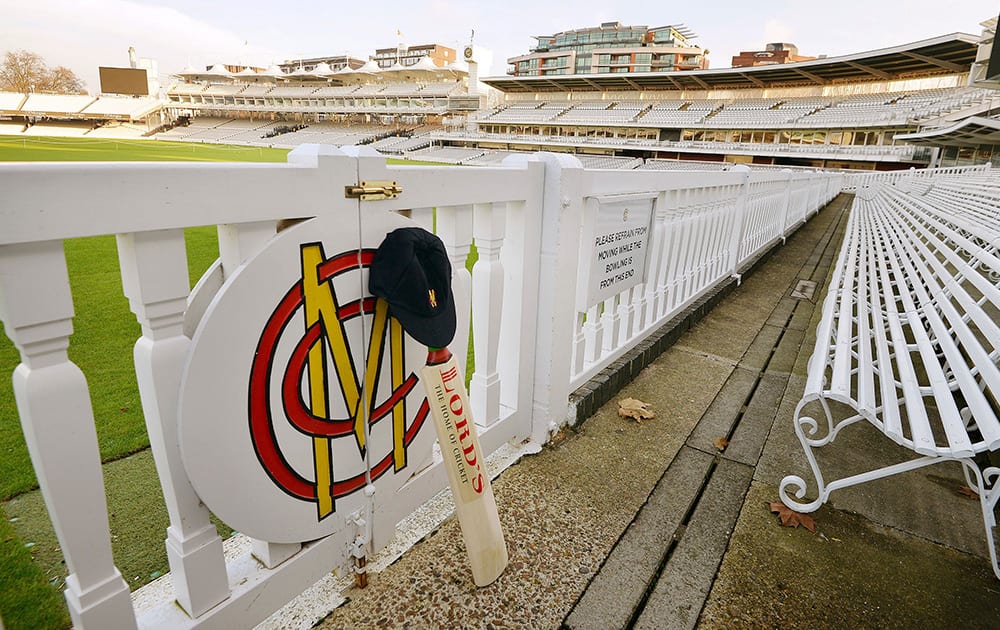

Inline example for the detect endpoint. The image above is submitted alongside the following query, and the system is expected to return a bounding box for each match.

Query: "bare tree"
[0,49,85,94]
[46,65,85,94]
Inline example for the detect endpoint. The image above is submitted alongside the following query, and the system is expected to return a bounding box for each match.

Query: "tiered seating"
[155,117,232,140]
[86,123,148,139]
[182,120,246,141]
[381,82,422,96]
[704,107,804,127]
[23,122,93,136]
[203,85,244,96]
[638,159,731,171]
[267,86,318,98]
[0,121,27,134]
[418,82,464,96]
[406,146,486,163]
[240,85,274,97]
[0,91,27,112]
[218,121,288,144]
[82,97,161,119]
[352,84,386,96]
[390,136,434,152]
[313,85,360,97]
[575,155,643,170]
[778,97,833,110]
[169,83,207,95]
[636,105,714,126]
[266,123,380,147]
[19,93,95,115]
[462,151,516,166]
[486,102,571,123]
[797,93,904,126]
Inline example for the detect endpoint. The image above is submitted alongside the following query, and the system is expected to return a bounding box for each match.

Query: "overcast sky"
[2,0,997,93]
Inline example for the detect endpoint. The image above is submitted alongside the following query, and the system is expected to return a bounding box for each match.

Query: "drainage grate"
[790,279,817,300]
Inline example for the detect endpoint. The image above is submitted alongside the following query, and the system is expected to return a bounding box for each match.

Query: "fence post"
[779,169,793,241]
[0,241,136,629]
[530,152,584,443]
[118,229,232,616]
[727,164,751,281]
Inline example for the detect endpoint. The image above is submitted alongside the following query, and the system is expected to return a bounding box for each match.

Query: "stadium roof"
[483,33,980,93]
[896,116,1000,146]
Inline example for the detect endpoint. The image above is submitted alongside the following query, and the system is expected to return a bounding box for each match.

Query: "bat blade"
[421,353,508,587]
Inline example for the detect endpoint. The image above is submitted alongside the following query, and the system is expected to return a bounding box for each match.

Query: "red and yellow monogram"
[247,243,427,520]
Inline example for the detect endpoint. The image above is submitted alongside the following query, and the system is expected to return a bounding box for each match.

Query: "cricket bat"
[421,347,508,587]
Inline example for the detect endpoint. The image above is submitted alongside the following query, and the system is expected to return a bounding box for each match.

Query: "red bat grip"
[426,347,453,365]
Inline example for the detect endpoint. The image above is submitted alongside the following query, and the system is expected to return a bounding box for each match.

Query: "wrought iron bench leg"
[961,460,1000,580]
[779,395,832,513]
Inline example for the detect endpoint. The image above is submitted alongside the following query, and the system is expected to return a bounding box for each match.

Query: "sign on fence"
[178,211,436,543]
[578,193,656,310]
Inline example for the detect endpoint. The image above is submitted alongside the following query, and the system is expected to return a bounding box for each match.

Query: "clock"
[464,46,474,60]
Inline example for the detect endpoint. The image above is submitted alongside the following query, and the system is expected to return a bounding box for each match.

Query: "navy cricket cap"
[369,227,457,348]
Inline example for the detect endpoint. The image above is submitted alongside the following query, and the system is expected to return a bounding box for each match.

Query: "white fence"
[0,146,842,628]
[843,163,992,191]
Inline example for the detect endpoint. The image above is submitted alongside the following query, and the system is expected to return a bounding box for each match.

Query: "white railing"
[0,146,842,628]
[843,163,992,191]
[564,165,841,389]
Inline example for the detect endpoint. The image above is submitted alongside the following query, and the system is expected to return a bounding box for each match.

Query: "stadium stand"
[0,92,28,112]
[574,155,644,169]
[638,159,732,171]
[86,122,149,139]
[81,97,162,120]
[19,94,95,115]
[23,122,93,136]
[0,121,27,134]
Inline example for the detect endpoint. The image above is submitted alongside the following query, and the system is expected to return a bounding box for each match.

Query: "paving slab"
[738,324,784,372]
[766,326,805,375]
[686,367,759,454]
[724,372,789,467]
[563,446,715,630]
[634,458,754,630]
[764,297,797,328]
[699,482,1000,629]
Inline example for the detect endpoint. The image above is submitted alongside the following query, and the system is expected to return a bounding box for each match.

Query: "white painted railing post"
[219,220,278,279]
[779,170,794,239]
[497,154,544,428]
[727,165,752,279]
[470,202,505,426]
[117,229,231,617]
[436,205,474,381]
[643,190,669,329]
[0,241,136,629]
[531,153,584,441]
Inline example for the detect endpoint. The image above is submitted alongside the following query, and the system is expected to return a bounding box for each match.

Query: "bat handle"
[426,347,453,366]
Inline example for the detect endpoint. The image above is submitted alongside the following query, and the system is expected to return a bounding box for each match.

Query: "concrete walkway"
[316,194,1000,629]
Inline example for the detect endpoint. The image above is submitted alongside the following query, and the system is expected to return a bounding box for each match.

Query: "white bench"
[780,171,1000,578]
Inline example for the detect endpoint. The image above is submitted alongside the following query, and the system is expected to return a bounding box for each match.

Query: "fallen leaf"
[713,437,729,451]
[958,485,980,500]
[769,502,816,533]
[618,398,655,422]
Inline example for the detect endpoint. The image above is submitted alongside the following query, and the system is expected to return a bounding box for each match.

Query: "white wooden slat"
[864,208,904,444]
[872,204,974,457]
[885,201,1000,451]
[855,210,876,417]
[867,204,937,455]
[831,206,862,398]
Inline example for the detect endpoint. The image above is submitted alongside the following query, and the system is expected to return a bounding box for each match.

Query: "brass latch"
[345,180,402,201]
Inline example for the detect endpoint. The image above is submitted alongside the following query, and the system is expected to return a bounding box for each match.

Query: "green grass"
[0,136,469,628]
[0,135,289,162]
[0,515,69,630]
